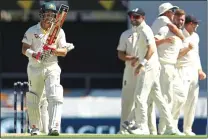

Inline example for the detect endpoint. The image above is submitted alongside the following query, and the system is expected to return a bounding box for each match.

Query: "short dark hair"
[185,15,199,24]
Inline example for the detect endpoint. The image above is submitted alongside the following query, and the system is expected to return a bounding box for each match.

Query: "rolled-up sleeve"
[143,28,155,46]
[57,29,67,48]
[22,29,33,45]
[117,32,127,51]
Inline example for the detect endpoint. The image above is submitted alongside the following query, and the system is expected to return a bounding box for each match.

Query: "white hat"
[158,3,179,15]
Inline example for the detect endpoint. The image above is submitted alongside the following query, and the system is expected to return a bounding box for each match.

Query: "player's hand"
[32,52,38,59]
[126,55,136,61]
[51,48,67,57]
[188,43,194,50]
[51,49,58,56]
[135,64,145,76]
[131,57,139,67]
[198,69,206,80]
[32,52,42,61]
[165,37,175,44]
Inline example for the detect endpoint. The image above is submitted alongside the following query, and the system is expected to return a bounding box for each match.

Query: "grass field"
[1,134,207,139]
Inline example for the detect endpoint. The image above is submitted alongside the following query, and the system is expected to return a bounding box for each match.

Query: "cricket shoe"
[175,128,186,135]
[184,131,196,136]
[163,128,177,135]
[117,129,130,134]
[129,125,150,135]
[150,131,157,135]
[122,121,149,135]
[121,121,134,134]
[30,128,40,136]
[48,129,59,136]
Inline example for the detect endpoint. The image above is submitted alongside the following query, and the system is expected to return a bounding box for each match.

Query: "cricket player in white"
[154,9,193,135]
[117,9,141,134]
[148,3,187,133]
[151,2,185,39]
[117,8,162,135]
[21,2,74,136]
[121,8,179,135]
[177,15,206,135]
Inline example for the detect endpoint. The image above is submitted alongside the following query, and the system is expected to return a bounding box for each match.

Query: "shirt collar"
[138,21,146,28]
[183,28,191,37]
[132,21,146,32]
[37,22,41,30]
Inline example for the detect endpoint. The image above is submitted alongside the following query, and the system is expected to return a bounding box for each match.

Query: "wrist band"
[140,59,148,66]
[25,49,34,58]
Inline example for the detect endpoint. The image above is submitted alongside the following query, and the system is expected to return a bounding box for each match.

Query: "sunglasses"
[130,15,141,20]
[169,8,177,13]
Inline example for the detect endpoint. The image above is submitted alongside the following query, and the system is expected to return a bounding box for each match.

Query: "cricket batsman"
[21,2,74,136]
[176,15,206,135]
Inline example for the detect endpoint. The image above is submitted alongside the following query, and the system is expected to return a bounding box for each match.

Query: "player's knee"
[40,99,48,114]
[46,84,63,103]
[26,92,40,109]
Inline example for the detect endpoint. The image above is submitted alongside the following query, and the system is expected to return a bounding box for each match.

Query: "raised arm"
[53,29,68,57]
[167,23,185,41]
[154,26,174,46]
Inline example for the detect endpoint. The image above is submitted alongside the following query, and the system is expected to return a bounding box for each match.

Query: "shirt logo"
[132,8,139,12]
[49,4,55,9]
[123,80,127,86]
[128,35,133,43]
[34,34,40,39]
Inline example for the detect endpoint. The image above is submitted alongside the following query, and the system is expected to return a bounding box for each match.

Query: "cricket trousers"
[158,63,180,134]
[176,66,199,133]
[26,62,63,132]
[120,63,136,131]
[159,63,186,133]
[147,93,157,134]
[127,64,175,133]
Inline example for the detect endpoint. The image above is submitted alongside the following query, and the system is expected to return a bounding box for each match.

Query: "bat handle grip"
[43,45,56,51]
[36,52,42,60]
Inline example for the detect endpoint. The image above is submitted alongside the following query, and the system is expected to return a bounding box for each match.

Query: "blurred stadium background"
[0,0,207,135]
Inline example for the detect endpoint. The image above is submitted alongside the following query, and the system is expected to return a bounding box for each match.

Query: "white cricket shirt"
[22,22,67,65]
[117,28,140,67]
[151,16,172,35]
[135,21,160,70]
[155,26,183,64]
[177,29,202,69]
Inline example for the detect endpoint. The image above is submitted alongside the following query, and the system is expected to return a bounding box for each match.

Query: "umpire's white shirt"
[151,16,172,35]
[22,22,67,65]
[177,29,202,69]
[155,26,183,64]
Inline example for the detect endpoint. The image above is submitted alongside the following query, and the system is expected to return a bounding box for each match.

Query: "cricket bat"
[36,4,69,61]
[46,4,69,45]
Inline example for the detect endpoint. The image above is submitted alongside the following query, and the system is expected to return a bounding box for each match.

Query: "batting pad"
[26,92,42,129]
[48,101,63,132]
[46,84,63,132]
[40,99,49,134]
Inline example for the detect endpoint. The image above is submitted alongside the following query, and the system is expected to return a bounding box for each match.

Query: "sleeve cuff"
[65,43,75,52]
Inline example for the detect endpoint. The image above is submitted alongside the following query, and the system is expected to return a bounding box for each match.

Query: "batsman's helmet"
[39,2,57,23]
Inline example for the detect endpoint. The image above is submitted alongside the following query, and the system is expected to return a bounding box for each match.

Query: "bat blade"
[46,4,69,45]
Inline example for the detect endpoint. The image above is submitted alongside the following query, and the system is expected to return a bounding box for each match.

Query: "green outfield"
[1,134,207,139]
